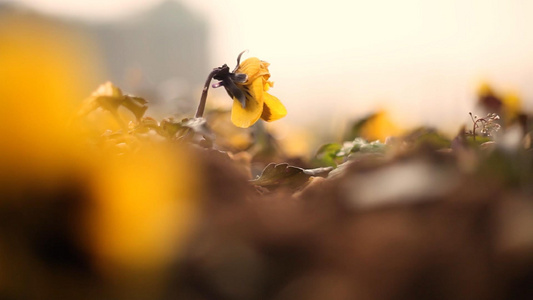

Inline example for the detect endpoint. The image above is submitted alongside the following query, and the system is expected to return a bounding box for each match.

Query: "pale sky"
[14,0,533,132]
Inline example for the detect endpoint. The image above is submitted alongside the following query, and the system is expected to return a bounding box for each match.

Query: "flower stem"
[195,68,220,118]
[469,112,477,141]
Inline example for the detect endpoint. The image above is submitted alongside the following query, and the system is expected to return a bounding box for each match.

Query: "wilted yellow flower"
[213,54,287,128]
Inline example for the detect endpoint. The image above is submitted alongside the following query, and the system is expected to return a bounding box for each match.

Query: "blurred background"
[4,0,533,141]
[3,2,533,299]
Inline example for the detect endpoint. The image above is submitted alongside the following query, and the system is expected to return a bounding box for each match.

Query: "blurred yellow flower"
[477,82,523,124]
[87,145,199,272]
[0,13,200,278]
[502,91,521,123]
[0,12,102,184]
[359,110,403,142]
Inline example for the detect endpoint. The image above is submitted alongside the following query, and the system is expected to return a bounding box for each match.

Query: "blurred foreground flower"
[0,11,100,184]
[75,81,201,274]
[209,52,287,128]
[86,145,198,273]
[0,12,200,298]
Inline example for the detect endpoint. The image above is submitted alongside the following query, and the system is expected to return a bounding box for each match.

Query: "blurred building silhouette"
[93,0,208,112]
[1,0,209,114]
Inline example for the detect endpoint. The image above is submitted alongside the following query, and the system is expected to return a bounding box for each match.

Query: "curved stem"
[195,68,220,118]
[469,112,477,141]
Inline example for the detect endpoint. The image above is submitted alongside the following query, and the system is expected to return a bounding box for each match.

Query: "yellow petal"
[263,80,274,92]
[237,57,270,84]
[502,91,521,121]
[261,92,287,122]
[231,79,264,128]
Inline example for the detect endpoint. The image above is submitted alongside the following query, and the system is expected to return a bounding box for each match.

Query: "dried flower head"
[468,112,501,140]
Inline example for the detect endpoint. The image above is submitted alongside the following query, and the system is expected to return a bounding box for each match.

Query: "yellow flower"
[213,55,287,128]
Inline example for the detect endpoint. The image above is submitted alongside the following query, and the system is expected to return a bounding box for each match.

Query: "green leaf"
[350,138,386,154]
[95,95,123,112]
[251,163,332,190]
[159,118,186,138]
[403,127,452,149]
[344,113,377,140]
[314,143,342,167]
[122,95,148,120]
[466,135,492,147]
[80,82,148,128]
[133,117,159,134]
[140,117,159,129]
[314,139,386,167]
